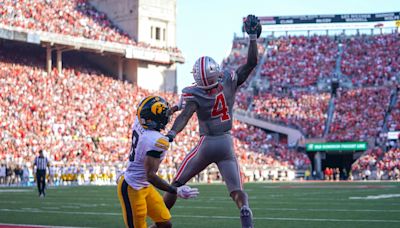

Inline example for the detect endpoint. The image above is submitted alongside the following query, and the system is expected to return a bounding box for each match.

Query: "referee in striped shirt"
[34,150,50,197]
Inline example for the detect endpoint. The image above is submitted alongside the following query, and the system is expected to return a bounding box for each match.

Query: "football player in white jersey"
[117,96,199,228]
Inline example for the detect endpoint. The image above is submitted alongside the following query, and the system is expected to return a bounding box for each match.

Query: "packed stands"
[351,147,382,180]
[328,87,391,142]
[0,0,181,54]
[0,42,310,185]
[260,35,337,88]
[377,148,400,180]
[341,33,400,86]
[387,89,400,131]
[221,37,266,111]
[221,38,266,73]
[352,147,400,180]
[251,92,330,138]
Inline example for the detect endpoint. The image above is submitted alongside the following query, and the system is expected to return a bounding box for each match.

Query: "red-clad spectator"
[341,33,400,86]
[328,87,390,142]
[251,92,330,138]
[0,0,182,54]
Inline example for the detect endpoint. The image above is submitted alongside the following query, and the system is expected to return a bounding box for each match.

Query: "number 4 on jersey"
[211,93,230,121]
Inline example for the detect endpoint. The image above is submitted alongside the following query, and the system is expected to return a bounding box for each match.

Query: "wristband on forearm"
[167,130,177,138]
[249,34,257,41]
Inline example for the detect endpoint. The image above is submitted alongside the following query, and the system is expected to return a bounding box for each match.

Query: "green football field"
[1,182,400,228]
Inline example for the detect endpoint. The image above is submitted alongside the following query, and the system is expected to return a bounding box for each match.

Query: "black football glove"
[166,130,177,142]
[244,14,262,39]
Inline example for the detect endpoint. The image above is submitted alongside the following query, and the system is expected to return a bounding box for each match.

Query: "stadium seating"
[2,30,400,184]
[351,147,382,180]
[221,37,266,111]
[251,92,330,138]
[0,44,310,185]
[352,147,400,180]
[377,148,400,180]
[341,33,400,86]
[328,87,390,142]
[260,35,337,88]
[0,0,181,54]
[387,89,400,131]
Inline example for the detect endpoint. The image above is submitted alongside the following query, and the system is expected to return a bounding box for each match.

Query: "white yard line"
[349,194,400,200]
[174,205,400,213]
[1,209,400,223]
[0,189,33,193]
[0,223,89,228]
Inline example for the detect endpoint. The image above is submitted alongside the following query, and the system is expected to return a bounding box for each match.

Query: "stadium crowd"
[341,33,400,86]
[0,0,181,54]
[260,35,337,88]
[221,37,266,111]
[387,88,400,131]
[328,87,391,142]
[250,92,330,138]
[1,24,399,185]
[0,44,312,186]
[351,147,400,180]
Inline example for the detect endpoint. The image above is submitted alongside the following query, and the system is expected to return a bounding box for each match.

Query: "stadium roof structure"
[0,24,184,65]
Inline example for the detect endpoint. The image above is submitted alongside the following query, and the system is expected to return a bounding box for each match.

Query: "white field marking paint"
[173,215,400,223]
[349,194,400,200]
[20,208,40,211]
[0,208,120,216]
[0,223,90,228]
[200,189,386,200]
[0,200,119,208]
[0,189,32,193]
[1,209,400,223]
[193,198,400,206]
[61,205,81,209]
[261,185,395,189]
[174,205,400,213]
[41,207,60,210]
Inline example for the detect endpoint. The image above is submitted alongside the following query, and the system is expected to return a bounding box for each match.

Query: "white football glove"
[177,185,199,199]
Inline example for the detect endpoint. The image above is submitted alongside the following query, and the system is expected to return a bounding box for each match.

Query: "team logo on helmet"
[137,96,170,131]
[151,102,167,115]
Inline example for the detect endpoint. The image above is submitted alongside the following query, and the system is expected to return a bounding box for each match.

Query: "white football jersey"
[124,117,170,190]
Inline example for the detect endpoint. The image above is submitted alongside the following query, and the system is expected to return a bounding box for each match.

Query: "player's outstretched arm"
[145,154,178,194]
[166,101,197,142]
[236,14,262,86]
[145,154,199,199]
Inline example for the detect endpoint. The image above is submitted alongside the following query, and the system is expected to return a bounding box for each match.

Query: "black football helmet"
[137,96,170,131]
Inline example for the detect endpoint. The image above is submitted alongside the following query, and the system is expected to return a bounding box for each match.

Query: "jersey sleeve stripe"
[156,138,169,148]
[146,150,163,158]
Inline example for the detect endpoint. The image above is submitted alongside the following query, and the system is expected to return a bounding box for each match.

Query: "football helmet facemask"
[137,96,170,131]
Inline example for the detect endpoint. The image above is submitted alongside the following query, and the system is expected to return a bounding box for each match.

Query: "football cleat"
[240,205,254,228]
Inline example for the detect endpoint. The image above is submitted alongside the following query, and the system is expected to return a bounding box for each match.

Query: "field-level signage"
[306,142,367,152]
